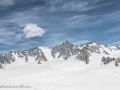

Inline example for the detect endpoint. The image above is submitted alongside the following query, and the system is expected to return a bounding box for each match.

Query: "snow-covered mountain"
[51,40,80,60]
[1,41,120,90]
[0,41,120,69]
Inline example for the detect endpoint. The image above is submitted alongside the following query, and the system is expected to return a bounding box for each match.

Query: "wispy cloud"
[105,27,120,34]
[0,0,120,53]
[0,28,16,45]
[112,41,120,45]
[72,40,90,45]
[48,0,114,13]
[65,11,120,29]
[0,0,14,6]
[62,1,89,11]
[0,39,14,45]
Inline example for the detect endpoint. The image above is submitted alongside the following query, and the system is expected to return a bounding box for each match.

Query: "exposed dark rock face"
[1,41,120,69]
[0,56,3,69]
[51,40,81,60]
[103,50,110,55]
[116,57,120,63]
[36,48,47,62]
[0,55,4,69]
[0,47,47,67]
[101,56,106,64]
[20,47,47,63]
[101,56,112,65]
[38,59,41,64]
[76,47,91,64]
[85,42,101,53]
[101,56,120,67]
[81,42,110,55]
[14,51,23,58]
[117,46,120,50]
[4,51,15,64]
[0,55,5,64]
[115,58,120,67]
[0,64,3,69]
[115,61,119,67]
[88,45,100,53]
[25,55,28,62]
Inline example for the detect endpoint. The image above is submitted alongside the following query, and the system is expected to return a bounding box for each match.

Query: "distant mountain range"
[0,40,120,69]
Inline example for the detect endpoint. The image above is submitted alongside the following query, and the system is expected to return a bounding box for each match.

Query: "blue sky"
[0,0,120,54]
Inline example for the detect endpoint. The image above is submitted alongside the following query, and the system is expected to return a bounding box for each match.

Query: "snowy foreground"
[0,54,120,90]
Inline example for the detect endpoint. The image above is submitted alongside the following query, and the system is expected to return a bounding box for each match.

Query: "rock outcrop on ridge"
[1,40,120,69]
[101,56,113,65]
[0,47,47,68]
[80,42,110,55]
[51,40,81,60]
[115,58,120,66]
[76,47,91,64]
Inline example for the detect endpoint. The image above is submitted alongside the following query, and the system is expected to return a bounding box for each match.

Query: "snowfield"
[0,53,120,90]
[1,42,120,90]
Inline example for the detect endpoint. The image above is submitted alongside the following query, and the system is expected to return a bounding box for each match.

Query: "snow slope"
[0,42,120,90]
[39,47,54,60]
[0,54,120,90]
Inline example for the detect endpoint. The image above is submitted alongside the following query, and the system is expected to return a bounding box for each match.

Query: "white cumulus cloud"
[23,23,46,38]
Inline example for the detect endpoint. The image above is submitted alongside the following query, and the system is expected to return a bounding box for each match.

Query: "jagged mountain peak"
[85,41,100,46]
[51,40,80,59]
[62,40,74,46]
[1,40,120,69]
[51,41,119,60]
[79,41,98,48]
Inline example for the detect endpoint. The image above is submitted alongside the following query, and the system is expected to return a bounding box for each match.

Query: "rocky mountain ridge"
[0,41,120,69]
